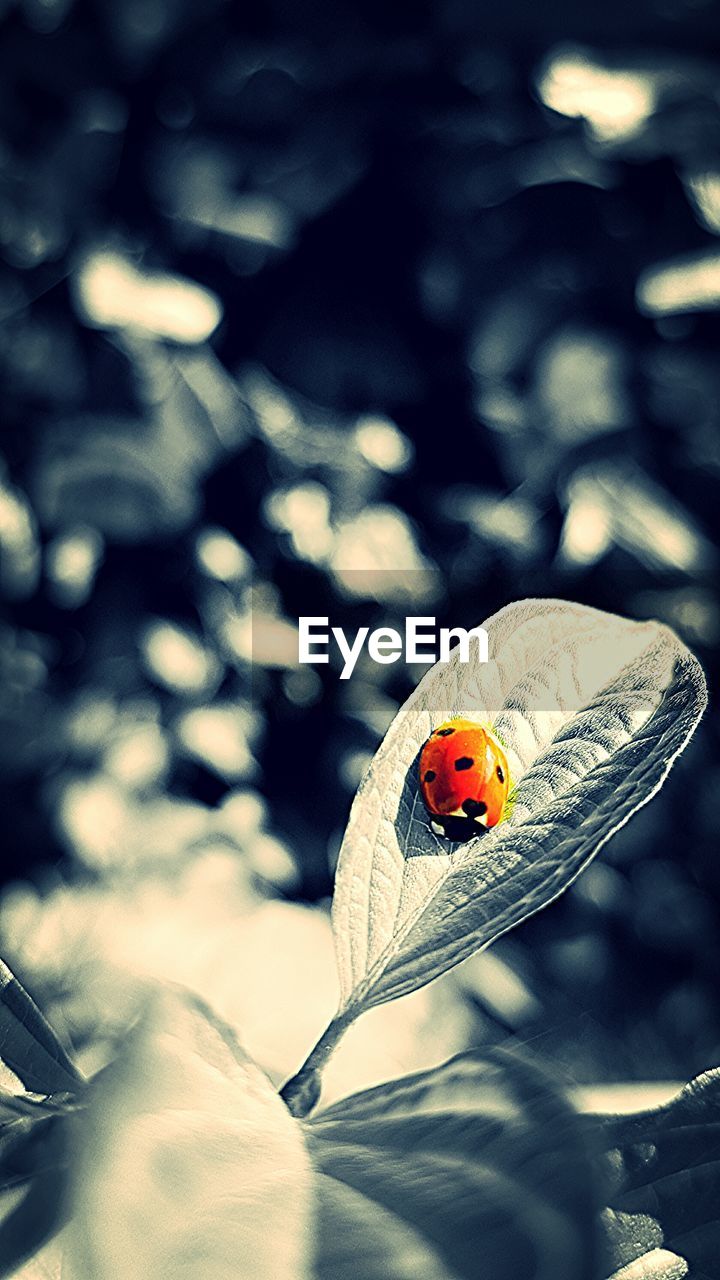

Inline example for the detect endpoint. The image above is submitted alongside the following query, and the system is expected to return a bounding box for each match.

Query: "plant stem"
[280,1010,355,1117]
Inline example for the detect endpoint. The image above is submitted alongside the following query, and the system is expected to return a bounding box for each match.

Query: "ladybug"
[419,718,510,840]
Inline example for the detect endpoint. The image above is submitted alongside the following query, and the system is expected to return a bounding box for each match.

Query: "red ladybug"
[419,718,510,838]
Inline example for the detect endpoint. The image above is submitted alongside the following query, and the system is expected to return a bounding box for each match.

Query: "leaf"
[66,987,313,1280]
[306,1046,602,1280]
[331,598,706,1015]
[605,1250,689,1279]
[598,1069,720,1280]
[0,1114,71,1279]
[0,962,81,1278]
[0,961,82,1098]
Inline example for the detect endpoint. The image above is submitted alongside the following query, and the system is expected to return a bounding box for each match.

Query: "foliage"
[0,596,714,1277]
[1,0,720,1273]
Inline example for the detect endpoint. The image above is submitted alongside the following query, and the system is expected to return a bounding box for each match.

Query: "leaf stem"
[280,1010,355,1117]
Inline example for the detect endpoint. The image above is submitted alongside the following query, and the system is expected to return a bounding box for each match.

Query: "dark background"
[1,0,719,1086]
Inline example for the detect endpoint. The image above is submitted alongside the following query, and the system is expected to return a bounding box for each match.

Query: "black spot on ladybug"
[424,770,436,783]
[496,765,505,783]
[436,727,455,736]
[454,756,474,771]
[462,798,487,817]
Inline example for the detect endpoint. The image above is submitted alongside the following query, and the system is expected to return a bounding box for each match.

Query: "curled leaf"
[598,1069,720,1280]
[331,599,706,1015]
[606,1249,688,1279]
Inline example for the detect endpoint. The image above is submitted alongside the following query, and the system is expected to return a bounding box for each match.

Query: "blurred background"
[0,0,719,1101]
